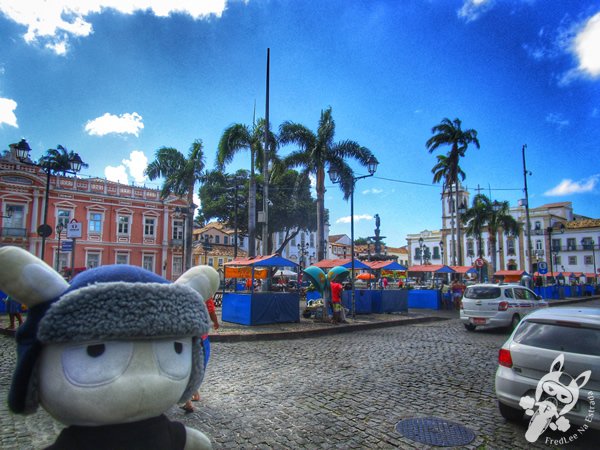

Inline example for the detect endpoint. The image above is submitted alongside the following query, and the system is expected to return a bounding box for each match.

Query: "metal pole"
[41,170,51,261]
[262,48,270,256]
[70,238,76,280]
[350,184,355,319]
[56,229,61,271]
[522,145,533,274]
[234,181,239,259]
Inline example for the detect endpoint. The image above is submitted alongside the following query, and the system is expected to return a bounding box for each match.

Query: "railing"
[1,227,27,238]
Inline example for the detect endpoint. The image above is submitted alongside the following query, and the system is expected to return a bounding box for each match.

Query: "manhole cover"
[395,417,475,447]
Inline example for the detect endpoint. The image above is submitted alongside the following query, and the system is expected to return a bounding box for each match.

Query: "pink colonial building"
[0,145,188,281]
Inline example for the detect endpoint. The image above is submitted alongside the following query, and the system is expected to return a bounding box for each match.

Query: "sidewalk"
[0,295,596,341]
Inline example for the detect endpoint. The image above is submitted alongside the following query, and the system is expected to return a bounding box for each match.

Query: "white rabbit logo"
[519,354,591,443]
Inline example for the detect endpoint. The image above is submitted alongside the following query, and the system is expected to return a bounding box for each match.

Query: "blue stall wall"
[306,291,321,301]
[408,289,441,309]
[372,290,409,313]
[222,292,300,326]
[342,289,373,314]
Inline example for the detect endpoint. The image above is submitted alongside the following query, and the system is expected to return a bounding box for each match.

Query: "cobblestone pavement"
[0,300,598,449]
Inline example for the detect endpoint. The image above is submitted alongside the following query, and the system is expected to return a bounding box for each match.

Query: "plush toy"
[0,246,219,450]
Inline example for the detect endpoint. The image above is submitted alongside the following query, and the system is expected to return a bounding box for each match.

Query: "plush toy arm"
[176,266,220,302]
[184,427,212,450]
[0,246,69,307]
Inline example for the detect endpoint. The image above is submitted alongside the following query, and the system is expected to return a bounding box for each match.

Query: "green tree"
[279,107,374,261]
[462,194,521,274]
[217,118,277,257]
[462,194,489,260]
[427,117,480,266]
[145,140,206,271]
[39,144,89,175]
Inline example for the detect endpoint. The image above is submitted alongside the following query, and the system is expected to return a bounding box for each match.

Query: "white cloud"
[122,150,148,183]
[104,164,129,184]
[336,214,373,224]
[0,0,227,55]
[544,175,599,196]
[0,97,18,127]
[572,12,600,78]
[85,112,144,137]
[545,112,569,129]
[457,0,493,23]
[361,188,383,195]
[104,149,149,184]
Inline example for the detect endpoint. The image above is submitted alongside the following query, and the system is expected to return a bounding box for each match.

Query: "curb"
[208,316,449,343]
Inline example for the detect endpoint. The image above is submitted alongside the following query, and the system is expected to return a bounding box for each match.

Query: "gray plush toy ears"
[0,247,69,307]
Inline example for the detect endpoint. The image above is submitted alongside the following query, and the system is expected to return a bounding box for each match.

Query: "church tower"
[440,181,470,265]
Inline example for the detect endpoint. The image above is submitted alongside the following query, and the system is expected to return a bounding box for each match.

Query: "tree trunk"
[316,167,326,261]
[455,175,463,266]
[448,184,455,266]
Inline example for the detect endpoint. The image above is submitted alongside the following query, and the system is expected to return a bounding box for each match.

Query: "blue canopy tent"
[222,255,300,325]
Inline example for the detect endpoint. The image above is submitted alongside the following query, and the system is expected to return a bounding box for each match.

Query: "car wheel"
[498,401,524,422]
[510,314,521,331]
[464,323,476,331]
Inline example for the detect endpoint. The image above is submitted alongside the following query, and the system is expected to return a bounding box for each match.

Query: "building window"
[584,255,593,265]
[534,221,541,232]
[218,258,223,267]
[466,240,474,257]
[86,252,101,268]
[89,212,102,233]
[310,233,315,247]
[238,237,244,247]
[224,236,229,245]
[208,257,214,266]
[3,204,25,236]
[144,217,156,237]
[118,215,130,235]
[173,256,182,275]
[507,238,515,255]
[291,236,296,247]
[58,209,71,228]
[566,238,576,251]
[214,235,220,244]
[173,220,184,239]
[551,238,561,252]
[415,248,422,260]
[432,246,440,259]
[554,255,562,265]
[568,256,577,265]
[142,254,154,272]
[116,252,129,264]
[581,238,593,250]
[535,239,542,250]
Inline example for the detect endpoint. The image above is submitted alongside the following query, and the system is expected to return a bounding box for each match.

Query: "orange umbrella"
[356,273,375,280]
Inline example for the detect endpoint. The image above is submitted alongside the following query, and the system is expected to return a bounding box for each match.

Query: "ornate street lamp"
[14,139,85,262]
[582,238,597,284]
[328,154,378,319]
[439,240,444,264]
[201,235,213,265]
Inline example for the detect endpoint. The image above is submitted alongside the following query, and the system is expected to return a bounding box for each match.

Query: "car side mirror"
[535,294,542,300]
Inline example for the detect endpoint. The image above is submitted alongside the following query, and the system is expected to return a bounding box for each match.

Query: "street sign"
[475,258,484,268]
[67,220,82,239]
[538,261,548,275]
[37,224,52,238]
[61,241,73,252]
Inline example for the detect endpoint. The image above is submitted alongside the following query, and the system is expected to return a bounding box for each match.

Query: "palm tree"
[431,154,465,265]
[217,118,276,257]
[462,194,521,275]
[145,140,206,271]
[39,145,88,175]
[427,118,480,266]
[279,107,374,261]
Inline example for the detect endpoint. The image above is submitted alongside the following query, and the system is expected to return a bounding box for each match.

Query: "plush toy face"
[39,337,193,426]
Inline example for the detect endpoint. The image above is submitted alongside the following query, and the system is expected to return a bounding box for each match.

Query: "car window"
[513,321,600,356]
[504,288,513,298]
[464,286,501,299]
[514,288,526,300]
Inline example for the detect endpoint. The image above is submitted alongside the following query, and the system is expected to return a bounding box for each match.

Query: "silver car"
[495,307,600,438]
[460,283,547,331]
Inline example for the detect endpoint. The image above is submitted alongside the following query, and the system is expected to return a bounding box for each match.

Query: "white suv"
[460,283,548,331]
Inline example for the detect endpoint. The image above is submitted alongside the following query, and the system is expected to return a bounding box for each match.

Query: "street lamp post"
[328,155,378,319]
[14,139,84,262]
[297,240,309,284]
[541,223,565,282]
[521,144,534,275]
[201,235,213,265]
[55,223,64,271]
[439,240,444,265]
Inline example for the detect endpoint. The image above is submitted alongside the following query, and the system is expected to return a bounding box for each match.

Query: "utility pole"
[522,144,533,274]
[262,48,270,255]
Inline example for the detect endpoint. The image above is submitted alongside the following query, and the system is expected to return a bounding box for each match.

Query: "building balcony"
[170,238,184,247]
[1,227,27,238]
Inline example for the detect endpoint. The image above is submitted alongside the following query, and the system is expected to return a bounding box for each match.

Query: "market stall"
[366,260,409,313]
[406,265,456,309]
[222,255,300,326]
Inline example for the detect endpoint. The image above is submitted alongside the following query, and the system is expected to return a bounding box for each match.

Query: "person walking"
[181,296,220,414]
[4,295,23,329]
[330,280,343,324]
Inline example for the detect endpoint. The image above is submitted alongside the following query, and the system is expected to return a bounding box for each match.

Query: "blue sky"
[1,0,599,248]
